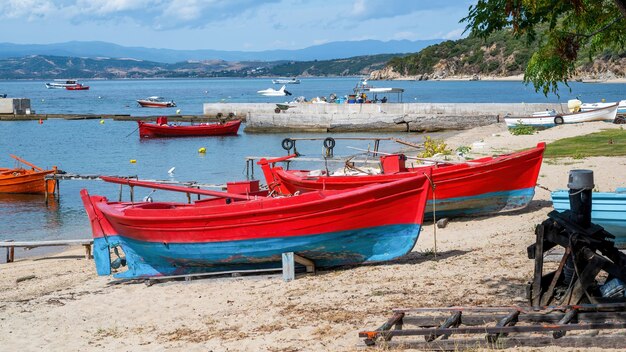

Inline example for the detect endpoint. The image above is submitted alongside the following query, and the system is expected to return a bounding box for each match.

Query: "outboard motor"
[567,169,594,228]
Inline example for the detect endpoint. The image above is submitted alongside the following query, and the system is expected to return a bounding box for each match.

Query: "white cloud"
[443,28,465,40]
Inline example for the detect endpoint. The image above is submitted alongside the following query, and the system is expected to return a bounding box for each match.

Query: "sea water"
[0,77,624,246]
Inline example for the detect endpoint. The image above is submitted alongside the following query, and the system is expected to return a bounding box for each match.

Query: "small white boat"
[45,79,83,89]
[272,78,300,84]
[257,85,292,97]
[581,100,626,115]
[137,96,176,108]
[505,103,619,128]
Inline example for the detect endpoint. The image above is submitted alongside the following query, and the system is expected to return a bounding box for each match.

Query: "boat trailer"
[360,170,626,349]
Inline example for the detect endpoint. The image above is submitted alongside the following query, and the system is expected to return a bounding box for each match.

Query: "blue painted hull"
[426,187,536,218]
[93,224,421,279]
[552,190,626,245]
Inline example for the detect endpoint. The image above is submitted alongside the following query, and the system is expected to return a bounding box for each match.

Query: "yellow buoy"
[198,147,206,153]
[130,159,137,163]
[100,119,105,124]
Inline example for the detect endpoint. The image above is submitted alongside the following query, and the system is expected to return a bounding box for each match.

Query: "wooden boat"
[259,143,545,218]
[0,155,57,194]
[137,118,241,138]
[552,188,626,246]
[137,96,176,108]
[504,104,618,128]
[81,174,431,279]
[65,83,89,90]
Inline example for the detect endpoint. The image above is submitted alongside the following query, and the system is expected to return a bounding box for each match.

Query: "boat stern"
[80,189,119,275]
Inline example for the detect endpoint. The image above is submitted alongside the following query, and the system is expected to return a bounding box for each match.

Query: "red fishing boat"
[0,155,57,194]
[137,117,241,138]
[259,143,546,218]
[81,173,431,279]
[65,83,89,90]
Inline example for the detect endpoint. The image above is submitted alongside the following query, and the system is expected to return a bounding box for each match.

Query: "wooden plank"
[394,302,626,313]
[532,224,545,306]
[144,267,282,284]
[379,335,626,350]
[376,322,626,337]
[402,311,626,326]
[541,247,571,306]
[294,254,315,273]
[0,239,93,247]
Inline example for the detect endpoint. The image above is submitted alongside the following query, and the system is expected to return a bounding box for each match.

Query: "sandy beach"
[1,121,625,351]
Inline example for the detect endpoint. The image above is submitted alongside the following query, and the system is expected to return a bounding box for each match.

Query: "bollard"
[567,169,594,228]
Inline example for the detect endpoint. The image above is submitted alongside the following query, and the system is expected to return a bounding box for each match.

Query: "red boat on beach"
[137,118,241,138]
[0,155,58,194]
[81,174,431,279]
[258,142,546,218]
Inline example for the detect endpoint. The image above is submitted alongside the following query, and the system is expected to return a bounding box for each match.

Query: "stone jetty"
[203,102,564,132]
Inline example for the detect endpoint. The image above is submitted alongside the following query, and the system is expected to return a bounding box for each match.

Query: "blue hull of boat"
[93,223,421,279]
[552,189,626,245]
[426,187,536,218]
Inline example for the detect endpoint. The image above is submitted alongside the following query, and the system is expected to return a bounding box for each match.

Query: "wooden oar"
[100,176,265,201]
[346,146,466,165]
[10,155,44,171]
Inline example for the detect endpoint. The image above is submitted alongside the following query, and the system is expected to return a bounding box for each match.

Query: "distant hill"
[370,30,626,81]
[0,54,403,79]
[0,39,442,63]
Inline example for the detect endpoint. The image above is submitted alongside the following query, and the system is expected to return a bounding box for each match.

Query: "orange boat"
[0,155,58,194]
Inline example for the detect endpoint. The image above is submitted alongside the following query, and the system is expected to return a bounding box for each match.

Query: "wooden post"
[55,179,60,200]
[6,240,15,263]
[282,252,295,282]
[44,180,49,205]
[84,244,92,259]
[532,225,545,307]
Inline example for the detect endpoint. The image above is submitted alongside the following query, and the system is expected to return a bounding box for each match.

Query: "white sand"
[1,122,625,351]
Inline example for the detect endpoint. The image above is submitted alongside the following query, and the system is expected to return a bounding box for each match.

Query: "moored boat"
[259,143,546,218]
[137,118,241,138]
[65,83,89,90]
[81,173,431,279]
[0,155,57,194]
[504,104,619,128]
[137,96,176,108]
[272,78,300,84]
[45,79,83,89]
[552,188,626,246]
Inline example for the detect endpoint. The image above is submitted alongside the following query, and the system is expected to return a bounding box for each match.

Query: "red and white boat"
[259,143,546,218]
[137,96,176,108]
[65,83,89,90]
[45,79,84,89]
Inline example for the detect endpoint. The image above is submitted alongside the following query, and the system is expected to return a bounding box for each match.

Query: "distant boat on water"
[272,78,300,84]
[137,96,176,108]
[45,79,84,89]
[258,85,292,97]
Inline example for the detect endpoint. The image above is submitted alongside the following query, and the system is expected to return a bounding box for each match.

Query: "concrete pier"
[203,102,564,132]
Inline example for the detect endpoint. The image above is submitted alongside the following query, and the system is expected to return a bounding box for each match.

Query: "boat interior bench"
[0,239,93,263]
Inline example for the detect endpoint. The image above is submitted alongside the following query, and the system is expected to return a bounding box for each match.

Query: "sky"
[0,0,477,51]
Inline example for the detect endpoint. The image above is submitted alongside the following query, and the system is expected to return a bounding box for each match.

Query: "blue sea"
[0,78,624,251]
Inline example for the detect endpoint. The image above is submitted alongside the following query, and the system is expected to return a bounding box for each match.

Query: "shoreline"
[390,74,626,83]
[1,121,625,350]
